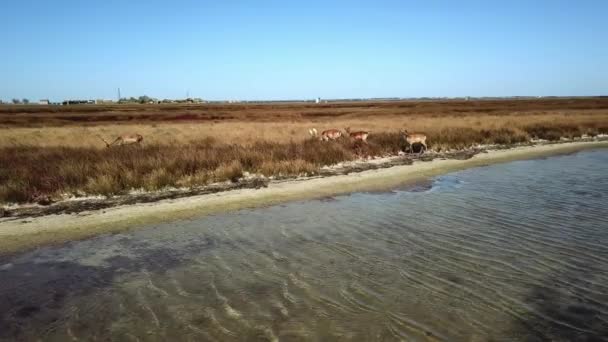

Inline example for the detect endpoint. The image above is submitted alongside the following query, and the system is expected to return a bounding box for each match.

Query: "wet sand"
[1,140,606,256]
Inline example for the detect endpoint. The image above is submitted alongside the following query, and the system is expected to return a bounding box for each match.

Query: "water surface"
[1,150,608,341]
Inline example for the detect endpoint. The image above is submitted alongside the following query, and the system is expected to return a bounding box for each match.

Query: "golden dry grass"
[1,112,606,149]
[1,99,607,204]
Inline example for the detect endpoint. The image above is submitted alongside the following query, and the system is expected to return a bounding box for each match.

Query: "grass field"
[1,98,607,204]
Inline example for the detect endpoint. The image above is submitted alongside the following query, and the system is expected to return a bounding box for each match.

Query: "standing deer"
[98,134,144,147]
[345,127,369,143]
[309,128,343,141]
[400,129,427,154]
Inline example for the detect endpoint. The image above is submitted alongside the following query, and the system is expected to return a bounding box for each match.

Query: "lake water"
[1,149,607,341]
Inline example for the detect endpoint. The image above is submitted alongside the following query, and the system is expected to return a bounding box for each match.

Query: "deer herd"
[308,127,427,154]
[100,127,428,154]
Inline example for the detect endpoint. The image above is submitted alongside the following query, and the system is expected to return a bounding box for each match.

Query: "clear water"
[1,150,607,341]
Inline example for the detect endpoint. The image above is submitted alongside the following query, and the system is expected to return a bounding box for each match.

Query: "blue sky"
[1,0,607,101]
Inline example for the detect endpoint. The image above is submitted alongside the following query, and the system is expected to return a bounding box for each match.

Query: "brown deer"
[345,127,369,143]
[309,128,343,141]
[400,129,427,154]
[98,134,144,147]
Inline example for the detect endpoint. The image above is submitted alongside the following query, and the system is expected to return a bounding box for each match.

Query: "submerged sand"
[1,140,606,256]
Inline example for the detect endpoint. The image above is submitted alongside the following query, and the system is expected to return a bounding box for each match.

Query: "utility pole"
[117,88,121,102]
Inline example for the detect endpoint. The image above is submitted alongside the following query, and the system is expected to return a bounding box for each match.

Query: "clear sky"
[1,0,607,101]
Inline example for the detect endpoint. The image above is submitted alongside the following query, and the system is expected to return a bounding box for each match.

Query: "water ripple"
[1,149,608,341]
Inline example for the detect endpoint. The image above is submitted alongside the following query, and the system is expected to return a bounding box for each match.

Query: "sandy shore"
[1,140,606,256]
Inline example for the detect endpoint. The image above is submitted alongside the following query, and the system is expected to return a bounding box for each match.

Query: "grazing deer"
[345,127,369,143]
[310,128,343,141]
[98,134,144,147]
[400,129,427,154]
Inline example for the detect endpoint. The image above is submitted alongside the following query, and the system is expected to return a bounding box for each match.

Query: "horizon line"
[2,95,607,104]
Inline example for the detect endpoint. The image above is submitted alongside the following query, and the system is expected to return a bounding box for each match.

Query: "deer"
[345,127,369,143]
[98,134,144,148]
[400,129,427,154]
[309,128,343,141]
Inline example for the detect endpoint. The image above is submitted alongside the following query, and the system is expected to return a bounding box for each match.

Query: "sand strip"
[0,140,606,256]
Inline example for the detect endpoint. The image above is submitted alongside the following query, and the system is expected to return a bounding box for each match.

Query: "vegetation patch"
[1,99,607,204]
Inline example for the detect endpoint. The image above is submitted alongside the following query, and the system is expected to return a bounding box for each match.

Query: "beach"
[1,139,606,256]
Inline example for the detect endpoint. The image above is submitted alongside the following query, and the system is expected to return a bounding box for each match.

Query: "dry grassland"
[1,99,607,204]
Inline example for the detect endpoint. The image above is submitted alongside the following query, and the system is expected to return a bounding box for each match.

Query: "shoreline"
[1,140,607,256]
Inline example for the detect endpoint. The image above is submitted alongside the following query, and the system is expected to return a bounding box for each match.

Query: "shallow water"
[1,150,608,341]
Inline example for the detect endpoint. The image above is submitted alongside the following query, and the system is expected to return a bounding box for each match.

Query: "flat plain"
[1,98,607,204]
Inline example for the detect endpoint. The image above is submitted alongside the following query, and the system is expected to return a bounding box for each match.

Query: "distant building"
[315,97,321,104]
[95,99,114,104]
[39,99,50,105]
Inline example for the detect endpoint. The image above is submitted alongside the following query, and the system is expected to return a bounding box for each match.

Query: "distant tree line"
[118,95,159,104]
[118,96,204,104]
[8,98,30,104]
[0,96,206,105]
